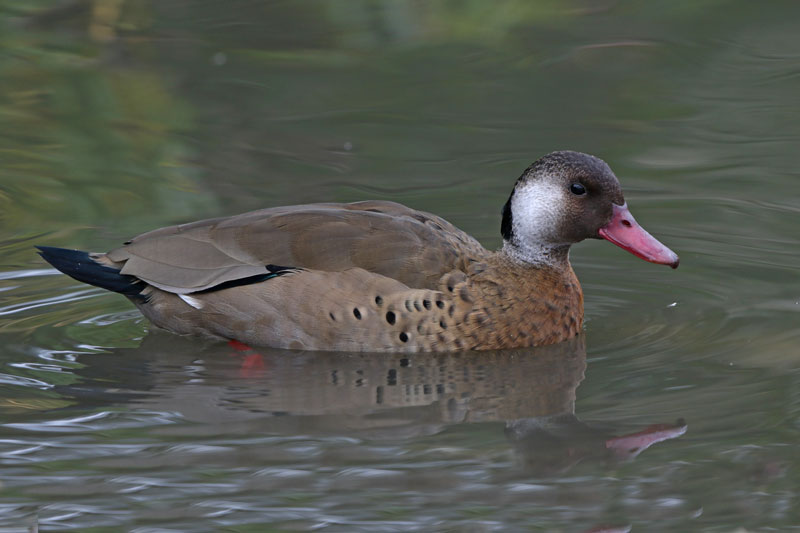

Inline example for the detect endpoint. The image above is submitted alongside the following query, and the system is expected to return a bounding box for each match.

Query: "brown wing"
[104,201,487,294]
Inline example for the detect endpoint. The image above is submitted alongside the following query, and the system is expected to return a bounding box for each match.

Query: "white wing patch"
[179,294,205,309]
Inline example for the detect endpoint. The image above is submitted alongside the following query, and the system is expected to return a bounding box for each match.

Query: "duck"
[38,150,679,352]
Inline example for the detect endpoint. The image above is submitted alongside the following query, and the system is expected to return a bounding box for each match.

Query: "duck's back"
[104,200,488,294]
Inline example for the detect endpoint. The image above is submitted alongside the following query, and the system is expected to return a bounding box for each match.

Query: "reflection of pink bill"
[606,419,688,459]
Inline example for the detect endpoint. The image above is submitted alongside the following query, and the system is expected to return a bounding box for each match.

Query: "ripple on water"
[0,372,52,389]
[0,439,153,465]
[4,410,183,433]
[0,287,100,317]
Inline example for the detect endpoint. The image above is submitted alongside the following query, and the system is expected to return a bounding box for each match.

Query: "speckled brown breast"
[454,255,584,350]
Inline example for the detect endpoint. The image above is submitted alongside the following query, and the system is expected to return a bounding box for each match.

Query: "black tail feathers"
[36,246,147,299]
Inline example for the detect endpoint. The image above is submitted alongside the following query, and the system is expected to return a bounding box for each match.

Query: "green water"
[1,1,799,531]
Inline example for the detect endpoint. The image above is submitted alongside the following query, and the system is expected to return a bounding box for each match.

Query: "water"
[1,1,799,531]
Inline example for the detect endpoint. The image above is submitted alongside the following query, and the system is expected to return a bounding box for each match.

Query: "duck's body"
[132,236,584,352]
[39,151,678,352]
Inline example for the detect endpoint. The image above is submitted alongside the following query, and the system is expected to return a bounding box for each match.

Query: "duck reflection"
[63,332,685,470]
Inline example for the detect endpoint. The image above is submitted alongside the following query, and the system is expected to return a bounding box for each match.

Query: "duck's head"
[501,151,679,268]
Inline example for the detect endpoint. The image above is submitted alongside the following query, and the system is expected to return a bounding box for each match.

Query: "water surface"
[1,1,799,531]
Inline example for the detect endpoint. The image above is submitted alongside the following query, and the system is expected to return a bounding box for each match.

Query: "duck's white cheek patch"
[511,180,567,243]
[179,294,205,310]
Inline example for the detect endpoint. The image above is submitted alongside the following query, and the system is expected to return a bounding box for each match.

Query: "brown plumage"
[38,151,679,352]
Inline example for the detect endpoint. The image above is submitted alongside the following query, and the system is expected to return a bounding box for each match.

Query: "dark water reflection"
[2,0,800,531]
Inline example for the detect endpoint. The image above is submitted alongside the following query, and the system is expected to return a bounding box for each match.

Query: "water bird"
[38,151,678,351]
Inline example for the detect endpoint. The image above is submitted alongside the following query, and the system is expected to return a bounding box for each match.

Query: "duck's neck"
[500,240,572,270]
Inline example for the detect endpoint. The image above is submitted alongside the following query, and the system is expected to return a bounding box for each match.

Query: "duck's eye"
[570,183,586,196]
